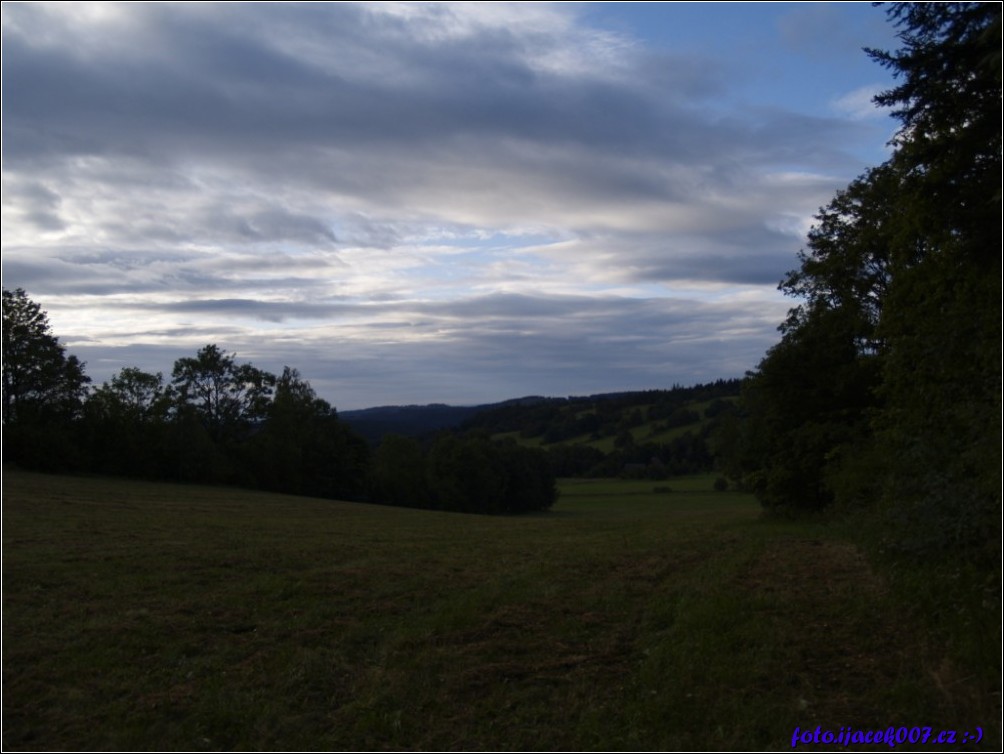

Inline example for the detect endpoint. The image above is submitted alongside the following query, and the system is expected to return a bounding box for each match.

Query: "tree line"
[1,292,555,515]
[460,380,741,441]
[1,282,730,510]
[458,379,741,479]
[721,3,1000,565]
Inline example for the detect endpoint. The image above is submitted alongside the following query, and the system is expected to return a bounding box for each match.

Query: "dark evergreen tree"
[731,3,1001,554]
[866,3,1001,559]
[868,1,1001,269]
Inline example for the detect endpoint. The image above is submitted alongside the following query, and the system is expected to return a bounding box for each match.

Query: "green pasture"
[2,468,996,750]
[490,399,722,452]
[492,420,699,452]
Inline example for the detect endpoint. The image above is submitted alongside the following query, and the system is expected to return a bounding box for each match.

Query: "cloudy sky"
[2,2,899,409]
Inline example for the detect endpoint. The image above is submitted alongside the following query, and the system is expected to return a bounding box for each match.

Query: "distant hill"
[338,403,483,444]
[339,380,742,449]
[465,379,739,440]
[339,397,553,443]
[339,380,743,478]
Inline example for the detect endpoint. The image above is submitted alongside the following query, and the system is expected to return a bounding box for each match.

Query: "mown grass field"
[2,468,997,751]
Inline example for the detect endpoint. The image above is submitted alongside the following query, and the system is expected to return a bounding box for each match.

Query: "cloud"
[65,290,787,409]
[831,84,892,121]
[1,2,886,407]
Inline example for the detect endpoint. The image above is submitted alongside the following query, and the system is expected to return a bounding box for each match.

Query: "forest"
[1,294,737,514]
[723,2,1000,570]
[3,1,1001,542]
[0,320,566,515]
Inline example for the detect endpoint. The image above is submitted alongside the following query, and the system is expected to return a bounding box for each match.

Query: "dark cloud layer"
[1,2,892,408]
[67,291,782,409]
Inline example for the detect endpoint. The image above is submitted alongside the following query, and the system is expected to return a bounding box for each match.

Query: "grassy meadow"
[2,468,997,751]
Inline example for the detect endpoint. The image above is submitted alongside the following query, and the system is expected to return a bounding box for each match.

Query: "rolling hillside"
[340,381,741,444]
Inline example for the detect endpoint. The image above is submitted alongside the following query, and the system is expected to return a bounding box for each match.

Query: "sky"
[1,1,901,410]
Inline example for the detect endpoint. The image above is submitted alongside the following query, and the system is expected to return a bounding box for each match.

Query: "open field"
[3,468,997,750]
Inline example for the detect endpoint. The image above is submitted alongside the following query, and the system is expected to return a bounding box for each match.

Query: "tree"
[780,163,901,349]
[731,3,1001,551]
[369,434,431,507]
[738,305,881,512]
[865,2,1001,559]
[2,287,90,426]
[424,434,557,514]
[731,161,898,511]
[492,438,558,513]
[246,367,370,499]
[171,345,275,444]
[83,367,174,477]
[92,367,172,421]
[425,433,503,513]
[867,2,1001,267]
[2,288,91,470]
[166,345,276,482]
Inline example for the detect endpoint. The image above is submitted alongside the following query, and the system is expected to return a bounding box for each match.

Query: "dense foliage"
[2,288,91,470]
[1,296,553,515]
[729,3,1000,564]
[459,380,741,479]
[2,289,740,501]
[366,432,559,514]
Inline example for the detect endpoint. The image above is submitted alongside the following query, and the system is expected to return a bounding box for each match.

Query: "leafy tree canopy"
[2,287,90,426]
[171,344,275,443]
[734,2,1001,544]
